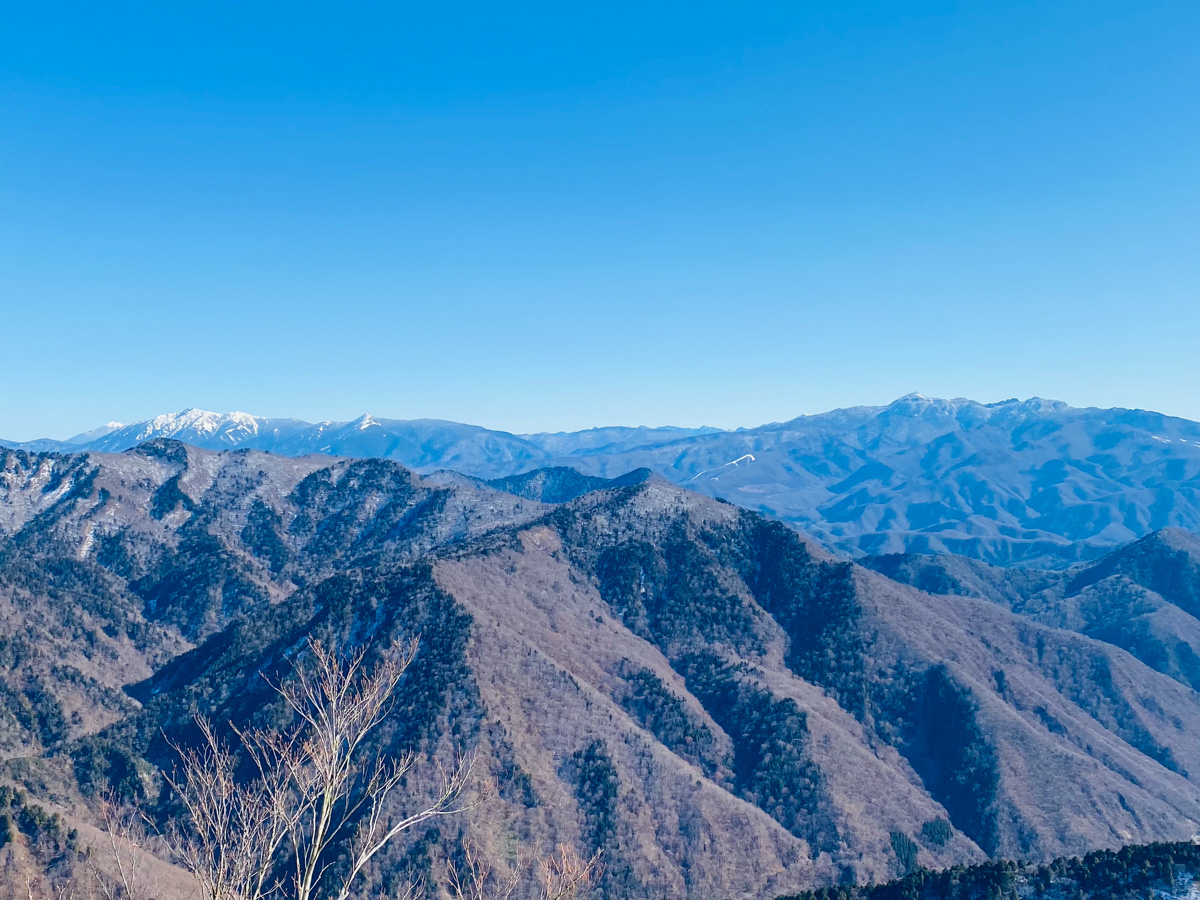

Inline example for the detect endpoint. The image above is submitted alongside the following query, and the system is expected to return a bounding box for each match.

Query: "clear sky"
[2,1,1198,440]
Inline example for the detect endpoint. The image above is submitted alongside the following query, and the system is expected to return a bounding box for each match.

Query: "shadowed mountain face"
[6,395,1199,567]
[2,444,1200,898]
[484,466,655,503]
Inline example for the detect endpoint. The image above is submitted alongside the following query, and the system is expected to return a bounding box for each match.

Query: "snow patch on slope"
[687,453,756,482]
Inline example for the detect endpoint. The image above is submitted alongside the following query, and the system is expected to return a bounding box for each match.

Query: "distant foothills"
[5,395,1199,568]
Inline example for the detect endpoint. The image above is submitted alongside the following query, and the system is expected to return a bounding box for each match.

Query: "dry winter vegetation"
[20,638,597,900]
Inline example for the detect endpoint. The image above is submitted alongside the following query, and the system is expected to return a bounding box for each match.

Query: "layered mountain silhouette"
[2,442,1200,898]
[6,395,1198,567]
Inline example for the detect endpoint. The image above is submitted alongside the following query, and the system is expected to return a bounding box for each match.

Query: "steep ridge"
[0,442,544,755]
[484,466,654,503]
[6,395,1199,567]
[865,530,1200,692]
[1067,529,1200,615]
[1,448,1200,898]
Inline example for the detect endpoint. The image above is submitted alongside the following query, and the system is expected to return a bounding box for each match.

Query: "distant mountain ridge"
[5,394,1200,567]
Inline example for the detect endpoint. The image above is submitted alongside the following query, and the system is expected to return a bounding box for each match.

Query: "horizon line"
[6,393,1198,447]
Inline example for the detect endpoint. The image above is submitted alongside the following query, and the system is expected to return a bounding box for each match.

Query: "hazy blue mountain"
[5,395,1199,566]
[1,410,716,473]
[63,421,125,444]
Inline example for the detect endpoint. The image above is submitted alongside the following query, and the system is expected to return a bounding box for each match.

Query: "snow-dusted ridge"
[3,396,1199,568]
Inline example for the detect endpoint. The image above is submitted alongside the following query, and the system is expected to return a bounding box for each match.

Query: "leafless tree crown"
[23,638,596,900]
[167,638,477,900]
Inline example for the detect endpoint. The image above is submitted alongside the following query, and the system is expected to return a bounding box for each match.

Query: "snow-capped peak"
[129,409,262,442]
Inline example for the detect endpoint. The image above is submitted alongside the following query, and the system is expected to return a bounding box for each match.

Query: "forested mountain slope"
[777,841,1200,900]
[865,529,1200,693]
[1,444,1200,898]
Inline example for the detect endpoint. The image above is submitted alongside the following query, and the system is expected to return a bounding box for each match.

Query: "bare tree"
[167,638,480,900]
[163,717,288,900]
[445,840,600,900]
[445,838,521,900]
[85,792,158,900]
[535,846,600,900]
[10,637,599,900]
[22,877,75,900]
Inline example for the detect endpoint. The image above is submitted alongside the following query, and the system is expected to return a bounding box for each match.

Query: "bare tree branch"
[163,717,286,900]
[445,838,522,900]
[445,840,600,900]
[164,637,479,900]
[84,791,158,900]
[537,846,601,900]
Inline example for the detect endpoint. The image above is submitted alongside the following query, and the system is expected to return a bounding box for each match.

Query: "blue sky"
[1,1,1197,439]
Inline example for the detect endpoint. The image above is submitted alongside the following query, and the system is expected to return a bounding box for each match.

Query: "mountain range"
[2,440,1200,898]
[6,395,1200,568]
